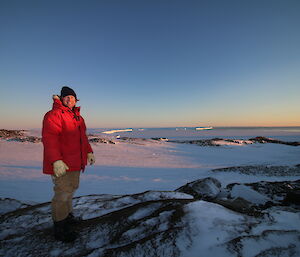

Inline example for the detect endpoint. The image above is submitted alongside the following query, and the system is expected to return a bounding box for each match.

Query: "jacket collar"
[52,98,81,114]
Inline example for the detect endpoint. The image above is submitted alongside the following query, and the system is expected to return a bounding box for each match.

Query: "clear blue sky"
[0,0,299,129]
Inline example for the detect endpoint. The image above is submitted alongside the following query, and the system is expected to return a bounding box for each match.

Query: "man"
[42,86,95,242]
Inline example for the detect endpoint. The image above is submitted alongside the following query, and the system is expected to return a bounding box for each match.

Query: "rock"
[0,192,194,257]
[249,136,300,146]
[1,190,299,257]
[169,138,224,146]
[0,129,26,138]
[221,180,300,213]
[118,137,150,145]
[213,197,260,216]
[89,137,115,144]
[224,230,300,257]
[212,165,300,176]
[175,177,222,200]
[0,129,41,143]
[228,184,272,205]
[7,136,41,143]
[0,198,33,215]
[169,137,299,147]
[151,137,169,141]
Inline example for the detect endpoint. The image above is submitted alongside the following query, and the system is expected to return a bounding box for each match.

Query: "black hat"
[60,86,78,100]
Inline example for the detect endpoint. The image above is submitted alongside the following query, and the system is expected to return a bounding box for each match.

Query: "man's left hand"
[87,153,95,165]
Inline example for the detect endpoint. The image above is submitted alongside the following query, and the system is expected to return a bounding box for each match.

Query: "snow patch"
[230,185,272,204]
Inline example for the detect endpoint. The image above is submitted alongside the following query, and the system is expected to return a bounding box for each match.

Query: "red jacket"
[42,98,93,175]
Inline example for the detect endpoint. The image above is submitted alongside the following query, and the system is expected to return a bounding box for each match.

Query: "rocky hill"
[1,166,299,257]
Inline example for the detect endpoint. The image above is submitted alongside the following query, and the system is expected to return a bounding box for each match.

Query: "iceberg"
[195,126,213,130]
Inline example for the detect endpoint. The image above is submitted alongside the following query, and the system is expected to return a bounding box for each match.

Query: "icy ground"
[0,133,299,202]
[1,179,299,257]
[0,130,300,256]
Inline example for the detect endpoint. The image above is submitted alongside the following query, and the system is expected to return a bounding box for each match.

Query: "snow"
[180,200,250,256]
[239,232,299,257]
[252,208,300,234]
[230,184,272,204]
[213,139,254,145]
[0,130,300,256]
[73,191,193,220]
[0,192,299,256]
[1,137,300,203]
[128,204,161,221]
[0,198,32,215]
[179,201,300,257]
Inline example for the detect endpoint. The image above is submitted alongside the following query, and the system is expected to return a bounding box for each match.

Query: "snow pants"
[51,171,80,222]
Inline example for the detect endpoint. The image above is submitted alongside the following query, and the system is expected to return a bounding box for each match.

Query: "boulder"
[221,180,300,213]
[175,177,222,200]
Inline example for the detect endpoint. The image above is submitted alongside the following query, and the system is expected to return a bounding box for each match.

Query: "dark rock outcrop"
[0,129,117,144]
[175,177,222,200]
[1,179,300,257]
[212,164,300,176]
[249,136,300,146]
[175,171,300,216]
[0,198,33,215]
[7,136,41,143]
[0,192,194,257]
[226,179,300,204]
[216,180,300,216]
[169,137,300,147]
[1,187,300,257]
[0,129,26,138]
[89,137,115,144]
[151,138,169,141]
[169,138,225,146]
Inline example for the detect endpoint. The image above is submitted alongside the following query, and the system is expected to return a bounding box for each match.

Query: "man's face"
[62,95,76,109]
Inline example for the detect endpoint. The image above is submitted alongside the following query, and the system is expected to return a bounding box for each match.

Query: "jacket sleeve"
[42,111,63,163]
[87,138,93,153]
[81,117,93,153]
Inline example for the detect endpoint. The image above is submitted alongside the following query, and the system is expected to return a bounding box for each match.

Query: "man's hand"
[53,160,69,177]
[87,153,95,165]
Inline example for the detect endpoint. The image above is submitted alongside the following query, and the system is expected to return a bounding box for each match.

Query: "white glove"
[87,153,95,165]
[53,160,69,177]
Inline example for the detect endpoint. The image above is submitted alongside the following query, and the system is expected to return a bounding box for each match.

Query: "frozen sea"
[89,126,300,141]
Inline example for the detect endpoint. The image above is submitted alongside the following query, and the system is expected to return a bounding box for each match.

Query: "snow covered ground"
[0,129,300,257]
[0,132,299,203]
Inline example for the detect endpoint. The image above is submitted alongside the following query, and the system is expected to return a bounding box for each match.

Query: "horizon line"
[2,125,300,131]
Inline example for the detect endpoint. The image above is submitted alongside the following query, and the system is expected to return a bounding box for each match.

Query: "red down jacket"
[42,98,93,175]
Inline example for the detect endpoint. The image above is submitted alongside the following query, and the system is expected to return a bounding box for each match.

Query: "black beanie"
[60,86,78,100]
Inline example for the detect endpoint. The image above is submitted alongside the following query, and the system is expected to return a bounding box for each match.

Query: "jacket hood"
[52,95,81,114]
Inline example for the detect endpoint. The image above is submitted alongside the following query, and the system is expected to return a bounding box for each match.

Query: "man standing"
[42,86,95,242]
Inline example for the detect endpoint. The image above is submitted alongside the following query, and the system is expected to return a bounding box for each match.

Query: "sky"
[0,0,299,129]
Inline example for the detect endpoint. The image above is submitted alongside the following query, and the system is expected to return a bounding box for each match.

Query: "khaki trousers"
[51,171,80,222]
